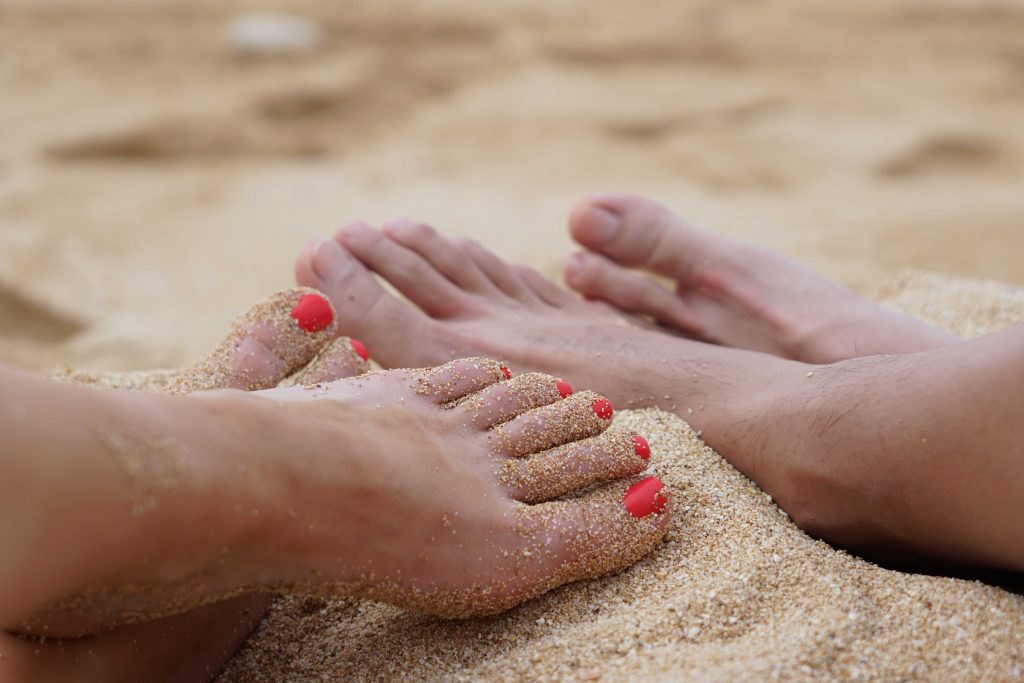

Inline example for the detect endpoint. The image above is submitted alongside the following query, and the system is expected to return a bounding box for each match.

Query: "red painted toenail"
[632,435,650,460]
[591,398,613,420]
[350,338,369,361]
[290,294,333,332]
[501,366,512,380]
[556,380,573,398]
[623,476,667,518]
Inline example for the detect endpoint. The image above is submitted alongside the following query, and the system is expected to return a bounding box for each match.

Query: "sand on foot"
[216,270,1024,682]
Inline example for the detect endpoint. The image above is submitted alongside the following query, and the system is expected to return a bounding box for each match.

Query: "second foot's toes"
[502,427,652,503]
[168,288,337,394]
[564,251,703,335]
[278,336,371,387]
[295,231,438,368]
[568,194,724,284]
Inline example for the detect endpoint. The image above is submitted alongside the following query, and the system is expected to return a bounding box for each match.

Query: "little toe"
[459,238,534,300]
[490,390,615,457]
[501,427,651,504]
[339,222,473,319]
[168,288,337,394]
[568,194,726,284]
[295,233,437,368]
[564,251,704,336]
[278,337,371,387]
[382,220,493,293]
[455,372,570,429]
[412,357,509,403]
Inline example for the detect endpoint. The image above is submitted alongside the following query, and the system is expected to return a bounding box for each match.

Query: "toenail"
[313,239,352,285]
[632,435,650,460]
[291,294,334,332]
[556,379,573,398]
[591,398,613,420]
[500,366,512,380]
[623,476,668,518]
[350,338,369,361]
[585,207,621,244]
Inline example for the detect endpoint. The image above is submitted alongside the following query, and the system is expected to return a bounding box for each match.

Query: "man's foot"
[564,194,959,362]
[294,221,780,417]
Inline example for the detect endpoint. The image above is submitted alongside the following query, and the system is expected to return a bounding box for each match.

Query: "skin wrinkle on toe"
[491,391,613,457]
[500,427,649,504]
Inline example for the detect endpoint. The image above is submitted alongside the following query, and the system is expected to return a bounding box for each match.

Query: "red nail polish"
[290,294,333,332]
[591,398,613,420]
[556,380,573,398]
[500,366,512,380]
[350,338,369,361]
[632,435,650,460]
[623,476,667,518]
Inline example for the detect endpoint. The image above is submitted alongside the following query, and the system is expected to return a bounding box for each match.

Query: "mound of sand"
[215,272,1024,682]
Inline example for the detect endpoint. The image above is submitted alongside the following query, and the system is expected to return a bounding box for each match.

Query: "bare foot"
[294,220,767,412]
[30,357,668,633]
[21,289,372,682]
[564,194,959,362]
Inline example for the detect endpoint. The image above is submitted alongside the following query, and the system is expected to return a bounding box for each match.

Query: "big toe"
[490,476,671,615]
[568,193,723,284]
[168,288,337,394]
[295,230,435,368]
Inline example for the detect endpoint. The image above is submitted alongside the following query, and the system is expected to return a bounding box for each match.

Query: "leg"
[565,194,959,362]
[9,289,368,682]
[723,324,1024,571]
[297,223,1022,570]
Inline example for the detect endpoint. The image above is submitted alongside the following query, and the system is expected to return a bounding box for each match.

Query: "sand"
[209,273,1024,681]
[3,0,1024,679]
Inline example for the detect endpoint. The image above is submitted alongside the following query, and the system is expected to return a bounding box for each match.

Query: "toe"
[501,427,650,504]
[412,357,508,403]
[295,232,437,368]
[168,288,337,394]
[339,222,476,319]
[278,337,371,387]
[507,476,671,604]
[455,372,568,429]
[459,238,534,301]
[382,221,493,293]
[490,390,615,457]
[568,194,726,284]
[513,264,578,307]
[564,251,705,336]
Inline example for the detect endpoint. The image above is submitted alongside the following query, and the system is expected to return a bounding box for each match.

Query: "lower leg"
[712,324,1024,570]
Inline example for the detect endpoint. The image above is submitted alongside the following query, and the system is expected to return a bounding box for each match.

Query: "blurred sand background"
[1,0,1023,374]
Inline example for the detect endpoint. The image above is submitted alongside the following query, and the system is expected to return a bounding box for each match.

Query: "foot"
[29,289,373,682]
[295,221,780,418]
[252,357,670,617]
[564,194,959,363]
[41,358,669,626]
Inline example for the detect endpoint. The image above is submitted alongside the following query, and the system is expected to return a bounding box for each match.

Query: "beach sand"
[211,272,1024,682]
[3,0,1024,679]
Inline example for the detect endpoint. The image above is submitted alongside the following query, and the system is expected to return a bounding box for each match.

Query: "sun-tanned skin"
[0,290,668,682]
[295,195,1023,573]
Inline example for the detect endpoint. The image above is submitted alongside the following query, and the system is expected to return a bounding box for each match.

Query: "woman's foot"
[249,357,670,617]
[565,194,959,362]
[39,357,669,628]
[28,289,372,682]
